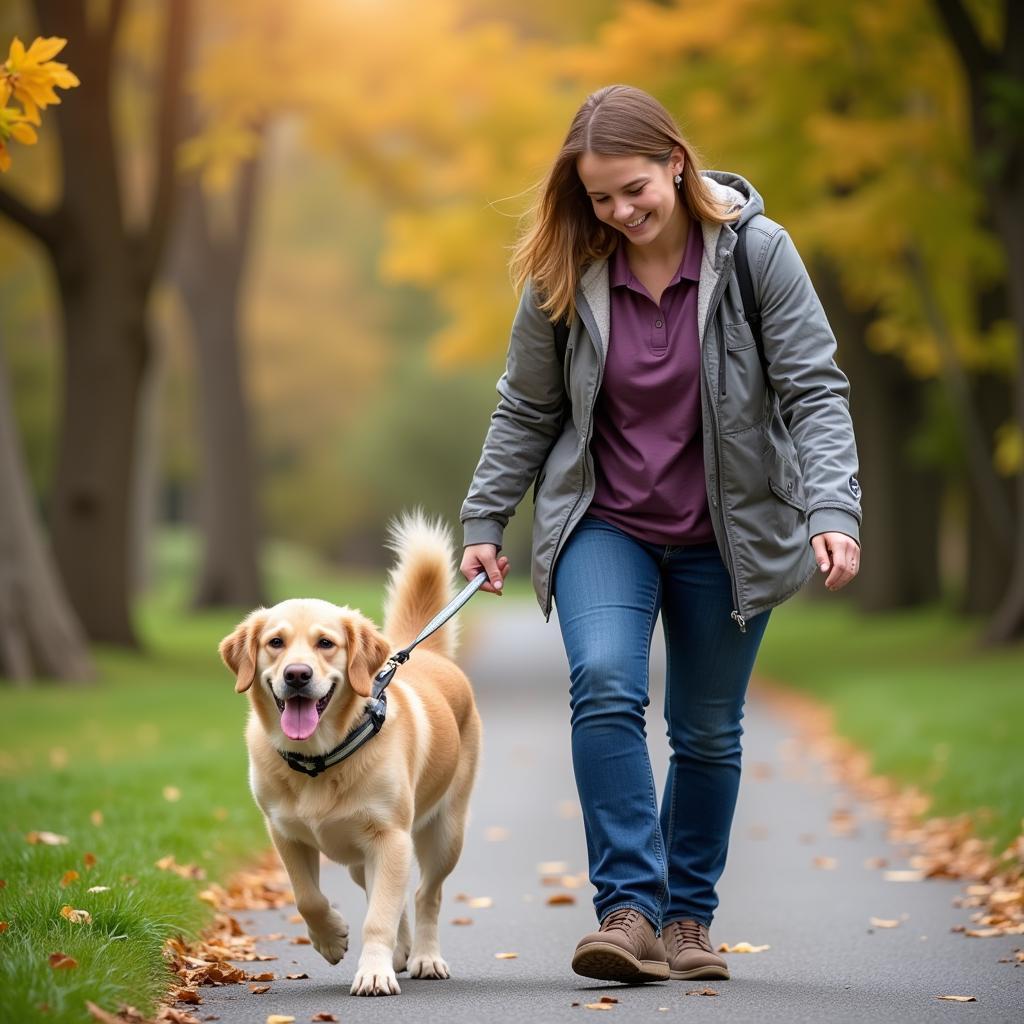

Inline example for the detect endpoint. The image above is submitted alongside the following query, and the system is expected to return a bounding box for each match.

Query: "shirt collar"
[609,218,704,291]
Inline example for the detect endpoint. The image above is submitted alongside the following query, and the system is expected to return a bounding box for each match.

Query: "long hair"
[510,85,738,323]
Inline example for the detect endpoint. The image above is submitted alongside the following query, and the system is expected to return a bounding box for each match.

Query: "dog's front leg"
[350,829,412,996]
[269,826,349,964]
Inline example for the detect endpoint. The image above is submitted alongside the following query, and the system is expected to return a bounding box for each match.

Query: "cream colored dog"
[219,514,481,996]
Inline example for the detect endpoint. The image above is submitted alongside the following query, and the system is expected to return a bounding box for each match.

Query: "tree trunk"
[170,153,267,609]
[0,343,94,683]
[813,260,943,609]
[932,0,1024,642]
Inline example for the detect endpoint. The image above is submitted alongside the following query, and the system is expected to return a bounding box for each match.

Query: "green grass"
[756,598,1024,853]
[0,530,386,1023]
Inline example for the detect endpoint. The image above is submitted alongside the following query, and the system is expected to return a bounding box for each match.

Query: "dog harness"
[277,571,487,777]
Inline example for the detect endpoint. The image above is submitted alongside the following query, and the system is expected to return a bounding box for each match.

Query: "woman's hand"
[461,543,510,596]
[811,532,860,592]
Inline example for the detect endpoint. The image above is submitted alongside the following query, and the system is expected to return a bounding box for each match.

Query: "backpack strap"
[553,316,570,368]
[733,220,768,379]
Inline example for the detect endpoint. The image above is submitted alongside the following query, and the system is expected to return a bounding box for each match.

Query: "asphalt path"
[198,599,1022,1024]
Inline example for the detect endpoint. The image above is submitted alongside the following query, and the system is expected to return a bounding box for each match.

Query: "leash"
[278,571,488,777]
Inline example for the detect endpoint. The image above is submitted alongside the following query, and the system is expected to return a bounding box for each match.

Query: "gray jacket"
[461,171,861,629]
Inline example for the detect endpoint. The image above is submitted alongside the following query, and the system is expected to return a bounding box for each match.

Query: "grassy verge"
[0,531,385,1023]
[755,598,1024,853]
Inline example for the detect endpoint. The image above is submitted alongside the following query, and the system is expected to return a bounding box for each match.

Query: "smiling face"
[220,599,391,746]
[576,149,685,248]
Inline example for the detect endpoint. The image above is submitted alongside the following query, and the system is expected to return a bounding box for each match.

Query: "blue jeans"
[553,514,770,931]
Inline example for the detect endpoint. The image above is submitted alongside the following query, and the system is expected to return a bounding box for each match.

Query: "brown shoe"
[571,907,670,983]
[663,919,730,980]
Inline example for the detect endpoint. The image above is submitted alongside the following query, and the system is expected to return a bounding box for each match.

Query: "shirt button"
[655,319,663,328]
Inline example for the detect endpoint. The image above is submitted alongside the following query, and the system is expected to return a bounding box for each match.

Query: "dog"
[219,513,481,996]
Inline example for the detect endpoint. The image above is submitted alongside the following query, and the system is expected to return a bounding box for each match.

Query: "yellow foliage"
[994,423,1023,476]
[0,36,78,173]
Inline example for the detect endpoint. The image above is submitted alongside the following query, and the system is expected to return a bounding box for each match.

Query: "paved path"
[199,601,1022,1023]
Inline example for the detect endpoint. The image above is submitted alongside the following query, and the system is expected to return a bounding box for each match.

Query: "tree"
[0,1,191,645]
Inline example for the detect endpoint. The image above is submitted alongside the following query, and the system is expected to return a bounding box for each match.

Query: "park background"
[0,1,1021,1021]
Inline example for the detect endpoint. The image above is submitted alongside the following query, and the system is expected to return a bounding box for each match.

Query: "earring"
[673,173,682,187]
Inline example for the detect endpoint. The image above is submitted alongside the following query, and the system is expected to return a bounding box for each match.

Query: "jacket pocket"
[718,321,768,433]
[766,446,807,513]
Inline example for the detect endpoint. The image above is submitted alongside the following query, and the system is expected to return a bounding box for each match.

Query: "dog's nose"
[284,663,313,688]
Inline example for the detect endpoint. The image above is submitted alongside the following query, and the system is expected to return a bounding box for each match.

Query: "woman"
[459,85,861,984]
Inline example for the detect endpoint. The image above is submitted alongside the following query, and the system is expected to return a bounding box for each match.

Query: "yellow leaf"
[494,952,518,959]
[26,831,69,846]
[60,905,92,924]
[869,917,901,928]
[60,870,79,888]
[718,941,770,953]
[936,995,976,1002]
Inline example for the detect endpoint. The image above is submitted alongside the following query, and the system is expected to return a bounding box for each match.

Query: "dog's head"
[219,599,391,746]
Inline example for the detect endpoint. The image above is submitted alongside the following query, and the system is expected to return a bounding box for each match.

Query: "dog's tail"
[382,510,461,660]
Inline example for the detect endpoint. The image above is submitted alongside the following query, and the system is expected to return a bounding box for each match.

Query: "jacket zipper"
[702,247,747,632]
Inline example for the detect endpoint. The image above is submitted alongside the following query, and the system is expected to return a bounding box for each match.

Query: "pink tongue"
[281,697,319,740]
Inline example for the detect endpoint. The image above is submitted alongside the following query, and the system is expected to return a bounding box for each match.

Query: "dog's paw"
[308,908,349,965]
[350,956,401,996]
[408,952,450,979]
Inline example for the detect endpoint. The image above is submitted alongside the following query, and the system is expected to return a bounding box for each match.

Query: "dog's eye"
[317,638,335,650]
[268,637,284,649]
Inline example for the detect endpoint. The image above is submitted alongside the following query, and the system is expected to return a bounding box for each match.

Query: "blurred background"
[0,1,1021,1017]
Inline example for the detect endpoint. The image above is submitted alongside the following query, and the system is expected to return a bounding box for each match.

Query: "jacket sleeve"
[460,279,567,549]
[753,226,862,544]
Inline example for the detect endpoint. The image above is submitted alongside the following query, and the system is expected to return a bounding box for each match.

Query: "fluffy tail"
[382,510,460,660]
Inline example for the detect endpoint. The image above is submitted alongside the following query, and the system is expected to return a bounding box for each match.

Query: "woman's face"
[576,149,684,246]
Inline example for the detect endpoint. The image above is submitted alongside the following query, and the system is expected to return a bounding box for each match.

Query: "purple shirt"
[588,223,716,546]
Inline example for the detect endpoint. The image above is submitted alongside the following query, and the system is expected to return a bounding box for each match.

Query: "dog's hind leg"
[407,796,469,980]
[350,861,411,973]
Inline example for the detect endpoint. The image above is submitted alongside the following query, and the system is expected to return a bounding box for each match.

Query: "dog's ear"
[219,609,267,694]
[343,615,391,698]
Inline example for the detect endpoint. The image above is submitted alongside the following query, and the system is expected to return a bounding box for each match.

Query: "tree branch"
[931,0,995,82]
[0,183,57,248]
[141,0,192,287]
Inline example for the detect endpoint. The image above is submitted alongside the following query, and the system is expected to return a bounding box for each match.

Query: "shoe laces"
[601,908,642,936]
[667,919,712,955]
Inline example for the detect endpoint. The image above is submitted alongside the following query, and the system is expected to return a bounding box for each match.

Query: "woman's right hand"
[461,543,510,595]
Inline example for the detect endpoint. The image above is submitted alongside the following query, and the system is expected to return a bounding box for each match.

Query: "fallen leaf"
[61,870,80,888]
[0,880,6,888]
[249,985,270,994]
[584,1004,613,1011]
[0,922,8,933]
[249,972,275,982]
[717,942,770,953]
[494,952,518,959]
[88,886,111,894]
[85,1002,126,1023]
[27,831,69,846]
[90,810,104,827]
[538,861,569,875]
[155,856,206,880]
[84,852,97,869]
[164,787,182,802]
[175,989,202,1004]
[468,897,493,909]
[48,952,78,969]
[288,914,303,924]
[965,928,1002,938]
[312,1016,339,1022]
[598,996,618,1003]
[884,870,925,882]
[546,894,576,906]
[285,973,308,980]
[290,935,311,945]
[451,917,473,926]
[936,995,976,1002]
[267,1017,296,1024]
[813,856,838,870]
[685,988,719,996]
[484,826,510,841]
[60,905,93,924]
[869,918,901,928]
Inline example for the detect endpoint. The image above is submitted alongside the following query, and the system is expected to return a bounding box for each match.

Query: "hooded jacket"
[460,171,861,629]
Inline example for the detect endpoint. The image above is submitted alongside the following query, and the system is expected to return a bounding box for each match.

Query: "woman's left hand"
[811,532,860,592]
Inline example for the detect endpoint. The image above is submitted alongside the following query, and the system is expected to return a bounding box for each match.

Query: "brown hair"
[510,84,738,323]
